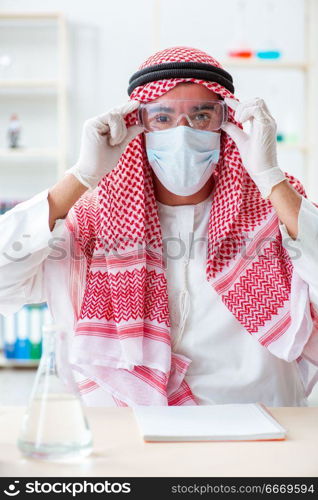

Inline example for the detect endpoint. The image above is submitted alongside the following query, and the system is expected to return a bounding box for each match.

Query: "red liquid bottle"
[228,49,253,59]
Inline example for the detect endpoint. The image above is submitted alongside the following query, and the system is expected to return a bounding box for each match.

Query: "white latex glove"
[221,97,286,199]
[65,100,143,190]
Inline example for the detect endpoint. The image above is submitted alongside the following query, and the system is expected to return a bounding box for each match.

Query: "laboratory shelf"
[0,147,58,158]
[222,59,309,70]
[0,79,59,89]
[0,11,68,181]
[277,143,308,152]
[0,12,62,19]
[0,353,39,369]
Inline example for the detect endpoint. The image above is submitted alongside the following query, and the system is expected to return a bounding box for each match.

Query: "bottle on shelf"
[3,314,15,359]
[276,132,285,143]
[29,305,44,360]
[228,49,253,59]
[256,49,281,60]
[282,111,299,145]
[7,113,22,148]
[15,305,30,359]
[256,0,282,60]
[227,0,253,59]
[1,303,54,365]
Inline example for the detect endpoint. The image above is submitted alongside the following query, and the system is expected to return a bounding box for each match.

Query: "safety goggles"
[137,99,228,133]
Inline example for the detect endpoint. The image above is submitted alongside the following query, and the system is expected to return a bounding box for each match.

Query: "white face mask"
[145,125,220,196]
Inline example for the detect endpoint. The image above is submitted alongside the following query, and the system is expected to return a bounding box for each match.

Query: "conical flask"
[17,323,93,461]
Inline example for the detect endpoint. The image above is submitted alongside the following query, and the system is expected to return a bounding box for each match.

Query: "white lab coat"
[1,187,318,406]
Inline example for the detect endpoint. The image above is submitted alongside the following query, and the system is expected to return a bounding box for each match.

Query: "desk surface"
[0,406,317,477]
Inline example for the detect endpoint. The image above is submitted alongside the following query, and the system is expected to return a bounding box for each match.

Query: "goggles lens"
[137,99,227,132]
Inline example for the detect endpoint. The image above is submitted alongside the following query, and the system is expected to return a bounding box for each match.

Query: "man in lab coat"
[1,46,318,407]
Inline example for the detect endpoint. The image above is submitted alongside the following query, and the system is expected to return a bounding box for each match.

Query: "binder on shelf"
[29,304,43,359]
[15,305,30,359]
[0,303,52,366]
[3,314,16,359]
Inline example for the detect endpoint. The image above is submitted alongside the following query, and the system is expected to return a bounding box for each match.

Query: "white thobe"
[0,187,318,406]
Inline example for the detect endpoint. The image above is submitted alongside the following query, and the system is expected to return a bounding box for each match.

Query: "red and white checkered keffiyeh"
[65,46,318,406]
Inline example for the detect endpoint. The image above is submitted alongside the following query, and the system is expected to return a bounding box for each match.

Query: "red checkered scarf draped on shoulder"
[68,46,312,406]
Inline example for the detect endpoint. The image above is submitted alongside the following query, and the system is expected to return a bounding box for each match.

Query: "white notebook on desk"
[133,403,287,442]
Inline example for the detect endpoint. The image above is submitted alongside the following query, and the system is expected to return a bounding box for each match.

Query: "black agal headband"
[127,61,234,96]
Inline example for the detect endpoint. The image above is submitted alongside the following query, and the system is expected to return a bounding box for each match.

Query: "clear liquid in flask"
[17,325,93,461]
